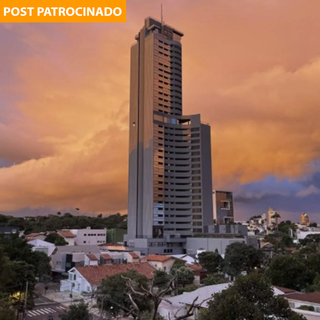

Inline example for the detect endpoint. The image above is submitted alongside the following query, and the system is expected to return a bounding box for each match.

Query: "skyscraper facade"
[126,17,213,254]
[212,190,234,224]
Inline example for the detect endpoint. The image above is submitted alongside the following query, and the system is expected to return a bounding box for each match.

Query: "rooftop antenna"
[161,3,163,26]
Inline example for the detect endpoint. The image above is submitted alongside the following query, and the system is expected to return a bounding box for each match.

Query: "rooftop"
[286,292,320,304]
[75,262,156,285]
[57,230,75,238]
[86,254,98,261]
[145,254,174,262]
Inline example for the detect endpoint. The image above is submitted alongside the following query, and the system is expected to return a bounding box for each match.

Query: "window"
[69,273,76,281]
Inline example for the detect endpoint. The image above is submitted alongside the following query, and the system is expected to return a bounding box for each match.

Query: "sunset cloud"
[1,0,320,218]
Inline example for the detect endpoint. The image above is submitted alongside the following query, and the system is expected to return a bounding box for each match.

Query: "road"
[26,295,103,320]
[26,303,67,319]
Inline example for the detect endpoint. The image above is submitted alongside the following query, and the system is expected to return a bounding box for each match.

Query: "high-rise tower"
[126,17,213,254]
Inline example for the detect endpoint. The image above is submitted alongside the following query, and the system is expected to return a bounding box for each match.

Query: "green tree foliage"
[0,246,14,292]
[199,272,306,320]
[170,259,185,272]
[31,251,52,279]
[223,242,263,277]
[300,234,320,246]
[173,266,194,287]
[266,254,314,291]
[98,270,151,316]
[202,273,227,286]
[198,250,223,273]
[44,233,68,246]
[264,233,294,253]
[153,270,171,289]
[0,213,127,233]
[0,296,15,320]
[0,235,51,313]
[59,301,92,320]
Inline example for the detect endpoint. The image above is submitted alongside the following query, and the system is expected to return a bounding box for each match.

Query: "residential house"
[100,253,113,265]
[60,262,156,294]
[51,245,101,273]
[286,292,320,314]
[27,239,56,256]
[144,255,176,273]
[125,252,140,263]
[0,226,19,237]
[186,263,207,285]
[57,230,76,246]
[24,232,46,241]
[158,283,285,320]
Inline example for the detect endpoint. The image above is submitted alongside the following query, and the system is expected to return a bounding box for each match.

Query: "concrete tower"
[126,17,213,254]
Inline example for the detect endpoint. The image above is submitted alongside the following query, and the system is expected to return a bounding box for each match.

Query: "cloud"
[1,0,320,215]
[296,185,320,198]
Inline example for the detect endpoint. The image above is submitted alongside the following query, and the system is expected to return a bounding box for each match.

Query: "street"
[26,303,67,319]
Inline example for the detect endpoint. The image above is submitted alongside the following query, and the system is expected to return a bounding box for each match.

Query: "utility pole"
[99,297,104,320]
[23,281,29,320]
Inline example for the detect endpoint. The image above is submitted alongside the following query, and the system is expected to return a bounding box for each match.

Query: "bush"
[297,305,314,311]
[177,284,198,294]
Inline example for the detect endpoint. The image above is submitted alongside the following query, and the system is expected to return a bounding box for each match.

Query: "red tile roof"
[146,255,173,262]
[130,252,139,259]
[186,263,205,272]
[86,254,98,261]
[101,254,112,260]
[286,292,320,304]
[26,233,41,237]
[57,230,75,238]
[274,286,296,294]
[76,262,156,285]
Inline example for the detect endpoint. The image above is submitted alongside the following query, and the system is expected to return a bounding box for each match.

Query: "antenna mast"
[161,4,163,26]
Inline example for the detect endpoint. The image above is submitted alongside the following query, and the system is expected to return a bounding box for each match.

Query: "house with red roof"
[143,255,176,273]
[57,230,76,246]
[60,262,156,294]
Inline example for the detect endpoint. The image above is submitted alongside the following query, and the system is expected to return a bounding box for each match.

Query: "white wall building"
[70,227,107,245]
[28,239,56,256]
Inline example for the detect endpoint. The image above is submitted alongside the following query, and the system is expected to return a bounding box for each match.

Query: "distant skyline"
[1,0,320,221]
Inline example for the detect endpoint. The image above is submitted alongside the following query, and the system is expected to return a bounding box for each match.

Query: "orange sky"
[1,0,320,218]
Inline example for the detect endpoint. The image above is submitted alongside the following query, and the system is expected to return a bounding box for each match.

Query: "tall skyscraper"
[126,17,213,254]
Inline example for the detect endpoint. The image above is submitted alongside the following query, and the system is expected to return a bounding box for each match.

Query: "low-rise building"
[57,230,76,246]
[60,262,156,294]
[158,283,286,320]
[51,245,101,273]
[143,255,176,273]
[71,227,107,245]
[27,239,56,256]
[185,236,246,256]
[0,226,19,237]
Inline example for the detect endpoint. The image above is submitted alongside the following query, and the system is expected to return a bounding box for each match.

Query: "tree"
[0,246,14,292]
[31,251,52,280]
[44,233,68,246]
[271,213,281,229]
[199,272,306,320]
[266,254,314,291]
[153,270,171,289]
[172,266,194,287]
[170,259,185,272]
[223,242,262,277]
[198,250,223,273]
[300,234,320,246]
[98,270,151,317]
[0,296,15,320]
[202,273,227,286]
[59,301,92,320]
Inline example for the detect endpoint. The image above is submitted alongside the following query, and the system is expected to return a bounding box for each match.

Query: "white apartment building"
[70,227,107,245]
